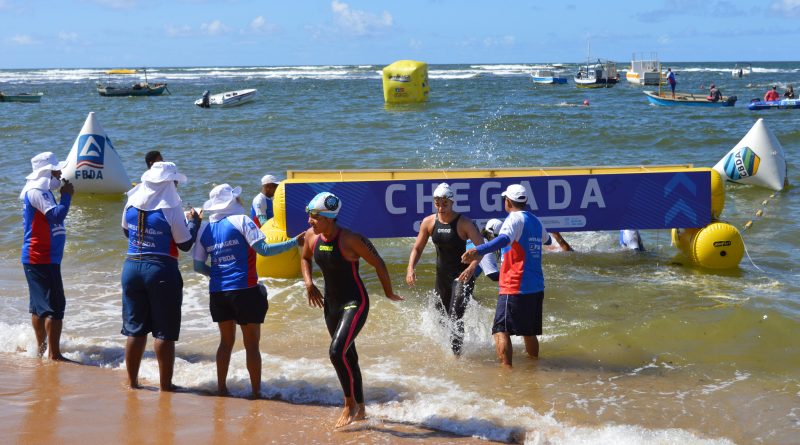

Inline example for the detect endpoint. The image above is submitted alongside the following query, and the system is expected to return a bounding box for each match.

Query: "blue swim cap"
[306,192,341,218]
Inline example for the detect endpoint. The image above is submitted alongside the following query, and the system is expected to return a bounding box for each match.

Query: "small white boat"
[530,69,567,84]
[626,52,661,86]
[195,89,257,108]
[731,63,752,78]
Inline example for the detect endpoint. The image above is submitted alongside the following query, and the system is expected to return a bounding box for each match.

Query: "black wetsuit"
[431,214,475,355]
[313,230,369,403]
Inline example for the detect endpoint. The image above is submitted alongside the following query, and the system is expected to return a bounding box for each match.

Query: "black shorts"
[492,292,543,336]
[210,284,268,325]
[24,263,66,320]
[121,257,183,341]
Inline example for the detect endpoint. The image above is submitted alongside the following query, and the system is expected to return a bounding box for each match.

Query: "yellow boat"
[105,69,137,75]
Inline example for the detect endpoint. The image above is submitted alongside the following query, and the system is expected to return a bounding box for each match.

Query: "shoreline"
[0,352,494,445]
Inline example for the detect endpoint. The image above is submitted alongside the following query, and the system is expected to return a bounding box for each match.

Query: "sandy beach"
[0,353,491,445]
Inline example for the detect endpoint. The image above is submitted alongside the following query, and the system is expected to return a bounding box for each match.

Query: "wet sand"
[0,353,490,445]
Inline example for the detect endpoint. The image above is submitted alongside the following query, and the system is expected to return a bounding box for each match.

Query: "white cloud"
[165,24,192,37]
[657,34,671,45]
[771,0,800,15]
[251,16,265,31]
[58,31,78,42]
[409,38,423,50]
[482,35,515,47]
[10,34,35,45]
[248,15,278,33]
[331,0,392,36]
[201,20,230,36]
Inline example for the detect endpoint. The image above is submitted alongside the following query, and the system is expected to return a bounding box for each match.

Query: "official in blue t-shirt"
[193,183,301,398]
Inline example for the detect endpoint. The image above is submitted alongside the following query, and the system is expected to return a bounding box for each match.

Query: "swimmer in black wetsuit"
[300,192,404,429]
[406,183,484,355]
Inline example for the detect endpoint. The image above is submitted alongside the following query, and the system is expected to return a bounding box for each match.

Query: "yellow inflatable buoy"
[272,182,287,231]
[710,169,725,219]
[256,217,301,278]
[382,60,429,104]
[671,222,744,269]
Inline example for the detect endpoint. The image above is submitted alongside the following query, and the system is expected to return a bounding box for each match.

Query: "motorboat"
[731,63,752,78]
[574,59,618,88]
[0,92,44,103]
[747,98,800,110]
[195,89,257,108]
[96,69,169,97]
[644,90,737,107]
[626,52,661,86]
[530,69,567,84]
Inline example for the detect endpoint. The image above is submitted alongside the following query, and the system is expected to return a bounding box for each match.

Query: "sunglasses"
[433,198,451,205]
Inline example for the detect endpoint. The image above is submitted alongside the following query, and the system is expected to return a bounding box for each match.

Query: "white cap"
[26,152,68,180]
[261,174,280,185]
[141,161,187,184]
[306,192,341,218]
[501,184,527,202]
[433,182,454,200]
[203,183,242,211]
[484,218,503,236]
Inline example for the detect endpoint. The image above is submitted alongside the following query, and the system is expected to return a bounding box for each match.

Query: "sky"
[1,0,799,69]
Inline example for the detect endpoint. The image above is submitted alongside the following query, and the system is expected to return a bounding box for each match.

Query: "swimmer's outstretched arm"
[349,232,404,302]
[300,228,324,308]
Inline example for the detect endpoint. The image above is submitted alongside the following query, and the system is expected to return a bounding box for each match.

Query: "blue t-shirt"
[193,215,265,292]
[122,205,192,258]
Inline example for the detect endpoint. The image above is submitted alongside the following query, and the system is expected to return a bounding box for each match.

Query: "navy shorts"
[121,257,183,341]
[492,292,543,336]
[210,284,268,325]
[23,263,66,320]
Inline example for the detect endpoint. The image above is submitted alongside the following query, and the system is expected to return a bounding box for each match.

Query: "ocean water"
[1,62,799,444]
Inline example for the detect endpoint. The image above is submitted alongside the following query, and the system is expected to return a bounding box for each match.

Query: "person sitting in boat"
[707,84,722,102]
[200,90,211,108]
[764,86,780,102]
[783,85,795,99]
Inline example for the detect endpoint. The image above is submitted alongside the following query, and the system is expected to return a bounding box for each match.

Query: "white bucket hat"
[203,183,243,212]
[433,182,454,200]
[260,174,280,185]
[26,152,68,179]
[141,161,187,184]
[501,184,528,203]
[484,218,503,236]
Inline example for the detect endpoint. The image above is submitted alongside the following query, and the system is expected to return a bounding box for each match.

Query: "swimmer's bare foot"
[128,380,141,390]
[218,385,229,397]
[353,403,366,422]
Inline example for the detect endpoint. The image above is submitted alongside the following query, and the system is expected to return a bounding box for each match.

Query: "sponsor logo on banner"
[723,146,760,180]
[75,134,107,169]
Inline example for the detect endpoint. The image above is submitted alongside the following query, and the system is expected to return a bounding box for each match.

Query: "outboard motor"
[200,90,210,108]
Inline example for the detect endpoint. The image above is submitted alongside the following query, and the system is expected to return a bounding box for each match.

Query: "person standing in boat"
[406,183,485,356]
[666,68,676,99]
[784,85,795,99]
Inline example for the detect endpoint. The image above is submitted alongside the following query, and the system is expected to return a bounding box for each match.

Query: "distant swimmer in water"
[619,229,645,251]
[406,182,485,356]
[300,192,404,428]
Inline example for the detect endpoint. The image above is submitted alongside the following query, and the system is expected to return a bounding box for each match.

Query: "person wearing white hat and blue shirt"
[192,183,303,398]
[121,161,201,391]
[250,174,280,228]
[301,191,404,428]
[20,151,74,361]
[462,183,569,367]
[406,182,485,356]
